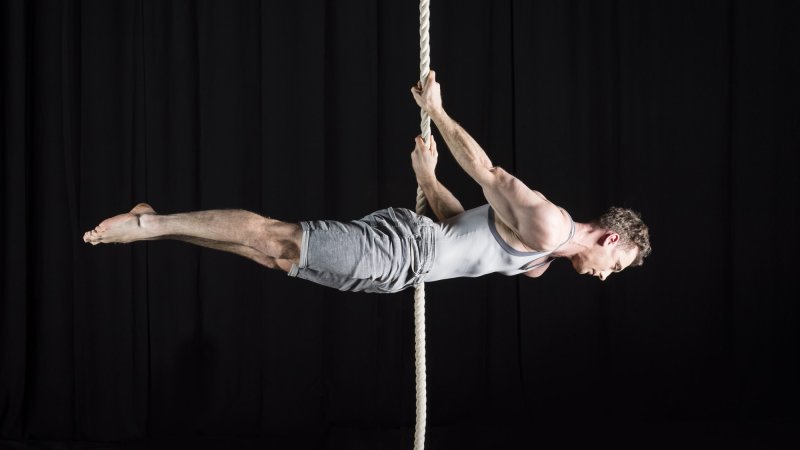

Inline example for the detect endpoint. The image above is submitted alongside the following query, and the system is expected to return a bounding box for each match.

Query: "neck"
[550,222,603,258]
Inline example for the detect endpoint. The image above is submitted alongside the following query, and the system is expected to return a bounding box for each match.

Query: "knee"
[253,220,302,261]
[272,237,300,260]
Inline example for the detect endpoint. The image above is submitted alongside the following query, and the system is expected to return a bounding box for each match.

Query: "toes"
[83,230,104,244]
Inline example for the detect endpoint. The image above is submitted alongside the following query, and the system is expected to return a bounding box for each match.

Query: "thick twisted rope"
[414,1,431,449]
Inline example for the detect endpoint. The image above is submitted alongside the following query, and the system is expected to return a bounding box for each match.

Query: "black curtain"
[1,1,798,449]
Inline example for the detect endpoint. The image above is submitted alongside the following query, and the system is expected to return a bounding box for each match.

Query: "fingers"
[410,84,422,105]
[424,70,436,91]
[413,134,437,154]
[412,70,437,92]
[414,135,426,148]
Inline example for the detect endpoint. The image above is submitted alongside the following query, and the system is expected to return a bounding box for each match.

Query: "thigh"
[304,214,403,282]
[287,207,435,293]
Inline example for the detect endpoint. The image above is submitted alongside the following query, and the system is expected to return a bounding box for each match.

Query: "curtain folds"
[1,0,798,444]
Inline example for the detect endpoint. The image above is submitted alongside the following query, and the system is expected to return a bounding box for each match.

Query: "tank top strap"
[550,208,576,253]
[518,209,575,272]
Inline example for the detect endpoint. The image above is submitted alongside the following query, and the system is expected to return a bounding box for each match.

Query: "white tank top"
[424,204,575,282]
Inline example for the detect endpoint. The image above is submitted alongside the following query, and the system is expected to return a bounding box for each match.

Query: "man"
[83,71,651,293]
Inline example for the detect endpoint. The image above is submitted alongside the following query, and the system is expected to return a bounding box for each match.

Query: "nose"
[598,271,609,281]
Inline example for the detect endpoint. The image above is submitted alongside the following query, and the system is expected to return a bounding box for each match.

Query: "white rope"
[414,0,430,448]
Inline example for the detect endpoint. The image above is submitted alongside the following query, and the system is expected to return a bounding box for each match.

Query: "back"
[424,204,574,282]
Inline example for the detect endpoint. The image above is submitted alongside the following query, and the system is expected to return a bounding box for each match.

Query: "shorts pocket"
[409,224,435,280]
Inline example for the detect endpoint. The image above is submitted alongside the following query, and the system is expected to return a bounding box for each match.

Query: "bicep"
[480,167,545,231]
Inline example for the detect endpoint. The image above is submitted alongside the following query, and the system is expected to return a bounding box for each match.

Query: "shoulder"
[519,200,573,251]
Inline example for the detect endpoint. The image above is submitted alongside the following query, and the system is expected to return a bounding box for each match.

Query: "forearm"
[418,178,465,222]
[429,109,494,184]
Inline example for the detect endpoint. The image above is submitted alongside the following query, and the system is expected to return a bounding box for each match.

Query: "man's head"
[572,207,652,281]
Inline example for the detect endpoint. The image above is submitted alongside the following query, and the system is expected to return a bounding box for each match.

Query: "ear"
[602,232,620,247]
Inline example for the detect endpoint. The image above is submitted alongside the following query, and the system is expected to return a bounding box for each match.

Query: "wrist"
[426,106,446,122]
[416,175,437,188]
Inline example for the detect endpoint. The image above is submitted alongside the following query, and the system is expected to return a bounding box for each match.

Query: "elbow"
[474,153,494,174]
[477,165,510,188]
[471,168,496,187]
[463,154,492,177]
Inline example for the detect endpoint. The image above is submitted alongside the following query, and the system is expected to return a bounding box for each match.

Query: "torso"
[423,203,572,283]
[492,214,554,277]
[493,215,537,253]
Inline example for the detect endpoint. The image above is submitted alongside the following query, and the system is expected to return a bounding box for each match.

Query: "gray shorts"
[287,207,436,293]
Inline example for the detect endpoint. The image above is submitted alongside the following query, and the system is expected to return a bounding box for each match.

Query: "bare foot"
[83,203,157,245]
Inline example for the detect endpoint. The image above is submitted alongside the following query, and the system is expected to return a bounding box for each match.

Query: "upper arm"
[479,166,546,230]
[479,167,569,250]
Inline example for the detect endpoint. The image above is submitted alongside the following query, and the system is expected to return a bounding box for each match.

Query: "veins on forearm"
[432,112,493,176]
[421,179,464,221]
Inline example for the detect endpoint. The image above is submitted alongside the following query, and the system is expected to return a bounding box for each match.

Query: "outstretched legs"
[83,203,301,272]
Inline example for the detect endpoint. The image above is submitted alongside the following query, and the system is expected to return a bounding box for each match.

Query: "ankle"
[138,213,160,234]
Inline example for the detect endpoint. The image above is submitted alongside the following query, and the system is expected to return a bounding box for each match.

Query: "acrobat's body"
[83,72,651,292]
[282,201,573,294]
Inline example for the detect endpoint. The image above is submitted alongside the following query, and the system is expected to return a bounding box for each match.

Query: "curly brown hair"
[591,207,652,267]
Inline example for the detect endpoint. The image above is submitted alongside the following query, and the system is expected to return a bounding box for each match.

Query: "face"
[571,232,638,281]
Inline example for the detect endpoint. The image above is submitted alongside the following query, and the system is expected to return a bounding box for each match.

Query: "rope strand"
[414,1,430,449]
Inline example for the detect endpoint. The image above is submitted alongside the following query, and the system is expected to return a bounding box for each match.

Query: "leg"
[166,235,294,272]
[83,203,301,272]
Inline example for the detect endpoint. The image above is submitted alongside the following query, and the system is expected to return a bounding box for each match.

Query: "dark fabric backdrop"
[1,0,798,449]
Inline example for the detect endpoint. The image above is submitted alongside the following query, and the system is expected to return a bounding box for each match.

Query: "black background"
[2,1,799,449]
